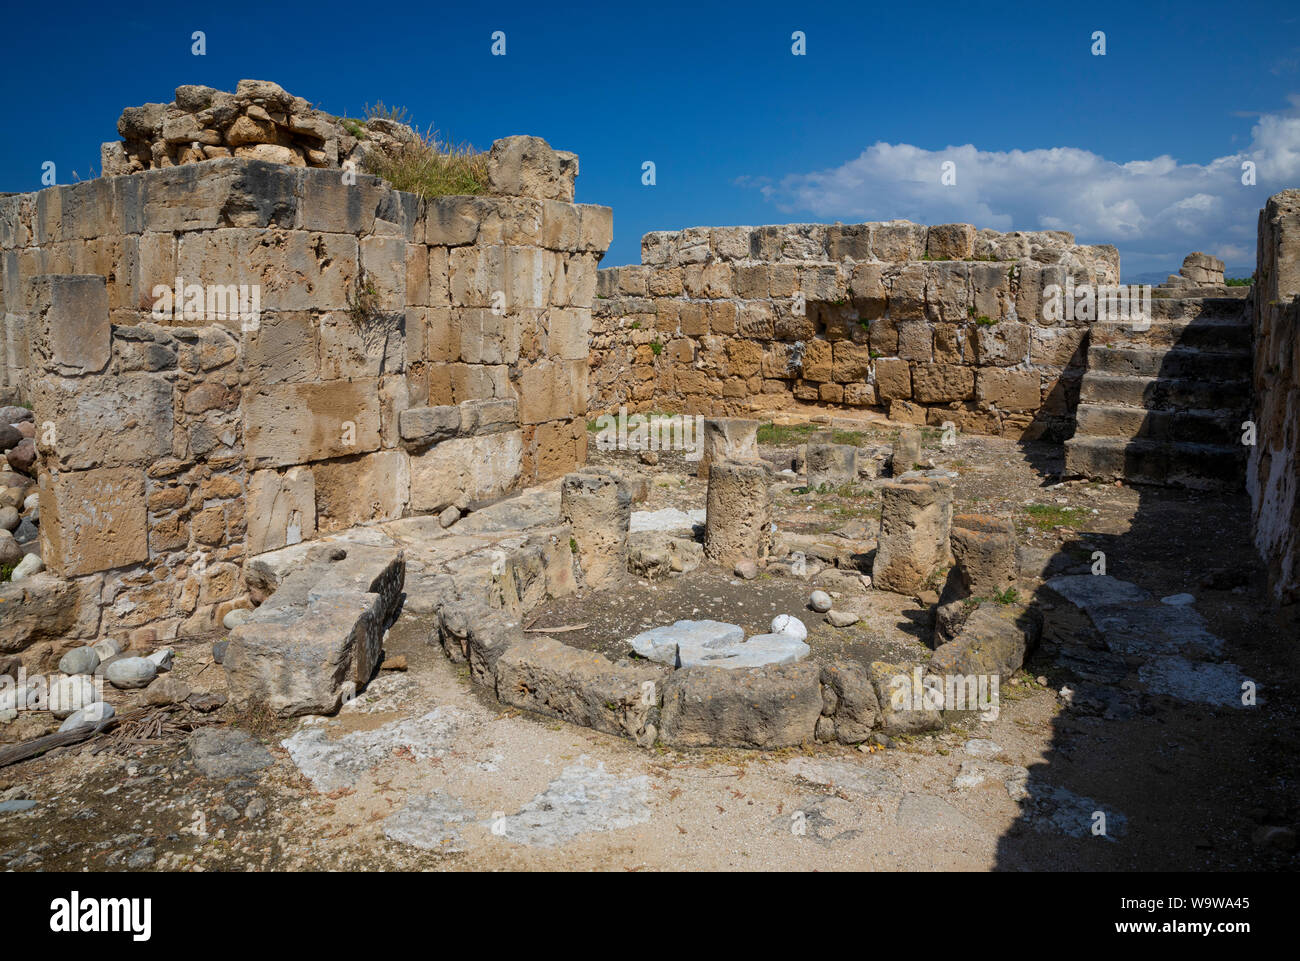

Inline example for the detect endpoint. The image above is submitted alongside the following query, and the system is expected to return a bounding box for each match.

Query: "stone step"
[1149,294,1252,319]
[1063,436,1246,490]
[1078,372,1251,412]
[1085,345,1251,380]
[1074,404,1245,446]
[1091,318,1252,352]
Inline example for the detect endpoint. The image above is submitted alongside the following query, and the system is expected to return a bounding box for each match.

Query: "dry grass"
[361,119,489,199]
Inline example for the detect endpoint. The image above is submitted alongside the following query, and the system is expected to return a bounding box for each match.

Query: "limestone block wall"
[591,222,1118,440]
[1249,190,1300,604]
[3,145,610,641]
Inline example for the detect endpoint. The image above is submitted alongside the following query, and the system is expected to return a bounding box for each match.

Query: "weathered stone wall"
[591,222,1118,439]
[1,140,610,644]
[1249,190,1300,604]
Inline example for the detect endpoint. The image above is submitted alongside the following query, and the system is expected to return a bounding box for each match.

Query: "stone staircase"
[1064,293,1253,490]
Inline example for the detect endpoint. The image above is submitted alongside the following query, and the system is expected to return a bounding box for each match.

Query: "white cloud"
[751,101,1300,279]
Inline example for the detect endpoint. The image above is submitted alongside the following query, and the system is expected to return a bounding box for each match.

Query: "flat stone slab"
[1021,783,1128,839]
[1138,656,1252,707]
[497,762,650,847]
[1088,603,1225,659]
[383,792,477,853]
[629,508,704,533]
[627,619,809,669]
[282,708,466,791]
[1045,574,1152,609]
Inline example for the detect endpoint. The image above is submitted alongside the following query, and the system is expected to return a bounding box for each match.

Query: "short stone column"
[696,417,760,478]
[561,470,631,587]
[806,443,858,489]
[871,476,953,595]
[890,427,923,476]
[950,513,1018,597]
[704,461,773,568]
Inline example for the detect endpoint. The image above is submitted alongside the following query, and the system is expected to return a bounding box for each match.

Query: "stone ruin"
[1,79,1297,753]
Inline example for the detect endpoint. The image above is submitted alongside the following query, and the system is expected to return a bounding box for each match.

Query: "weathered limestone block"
[872,476,953,595]
[1179,251,1225,285]
[820,660,881,744]
[0,573,102,654]
[925,223,976,261]
[949,513,1018,597]
[805,443,858,489]
[704,461,773,568]
[32,371,174,471]
[869,661,943,734]
[399,405,460,447]
[627,531,704,580]
[224,546,404,717]
[25,275,110,376]
[928,603,1042,682]
[487,136,577,202]
[313,450,409,532]
[891,427,923,475]
[695,417,759,479]
[246,466,315,555]
[409,429,523,513]
[494,635,664,745]
[243,380,381,468]
[561,469,631,588]
[658,662,822,748]
[39,467,148,576]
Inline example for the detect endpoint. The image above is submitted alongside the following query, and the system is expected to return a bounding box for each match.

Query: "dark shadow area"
[991,290,1300,870]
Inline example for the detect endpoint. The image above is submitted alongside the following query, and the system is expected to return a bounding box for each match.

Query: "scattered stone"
[626,531,704,579]
[91,638,124,662]
[0,800,38,814]
[770,614,807,641]
[58,646,100,677]
[826,609,860,628]
[0,506,18,532]
[145,675,192,706]
[211,639,229,664]
[245,797,268,819]
[106,657,157,690]
[734,559,759,579]
[9,554,43,581]
[147,647,175,672]
[809,590,832,613]
[47,675,101,719]
[222,608,252,630]
[380,654,408,671]
[58,701,115,732]
[438,505,461,528]
[638,450,659,466]
[125,847,156,869]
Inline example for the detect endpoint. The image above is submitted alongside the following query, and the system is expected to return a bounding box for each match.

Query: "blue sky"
[2,0,1296,278]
